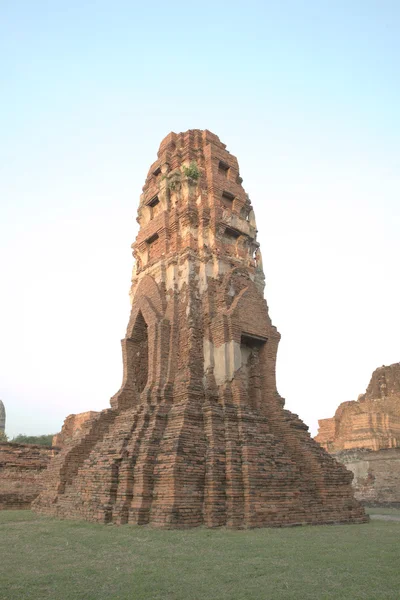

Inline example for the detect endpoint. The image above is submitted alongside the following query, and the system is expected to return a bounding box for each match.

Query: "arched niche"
[112,277,165,410]
[130,311,149,393]
[229,281,271,339]
[127,275,165,337]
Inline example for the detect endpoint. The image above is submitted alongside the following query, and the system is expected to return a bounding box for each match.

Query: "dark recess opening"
[219,161,229,177]
[131,311,149,394]
[240,333,267,410]
[146,232,159,245]
[241,333,267,347]
[222,190,235,202]
[147,195,160,208]
[225,226,241,239]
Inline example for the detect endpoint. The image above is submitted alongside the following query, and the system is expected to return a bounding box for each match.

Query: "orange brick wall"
[0,443,57,509]
[316,363,400,452]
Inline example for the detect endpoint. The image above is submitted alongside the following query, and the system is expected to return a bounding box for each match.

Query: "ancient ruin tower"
[34,130,367,527]
[0,401,5,435]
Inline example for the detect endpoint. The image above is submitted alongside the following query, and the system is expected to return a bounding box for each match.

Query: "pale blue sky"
[1,1,399,438]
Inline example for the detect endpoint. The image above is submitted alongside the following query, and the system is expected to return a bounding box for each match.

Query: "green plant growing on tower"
[182,161,200,180]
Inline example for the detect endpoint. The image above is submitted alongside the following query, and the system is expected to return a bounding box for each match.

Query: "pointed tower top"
[131,129,263,299]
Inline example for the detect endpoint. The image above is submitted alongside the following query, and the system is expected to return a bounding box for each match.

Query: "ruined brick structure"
[34,130,366,527]
[316,363,400,506]
[334,448,400,507]
[0,443,58,509]
[316,363,400,452]
[52,412,99,448]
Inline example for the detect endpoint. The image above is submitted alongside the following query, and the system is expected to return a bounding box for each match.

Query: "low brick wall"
[334,448,400,507]
[0,442,59,509]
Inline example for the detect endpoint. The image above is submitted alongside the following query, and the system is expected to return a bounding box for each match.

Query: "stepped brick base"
[34,402,367,527]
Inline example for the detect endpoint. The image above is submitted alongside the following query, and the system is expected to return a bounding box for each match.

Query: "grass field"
[1,509,399,600]
[365,506,400,516]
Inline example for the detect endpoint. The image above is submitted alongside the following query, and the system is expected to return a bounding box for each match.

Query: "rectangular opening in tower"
[222,190,235,209]
[240,333,267,410]
[147,195,160,208]
[219,161,230,177]
[146,195,161,220]
[222,190,235,201]
[146,232,160,261]
[225,226,241,239]
[241,333,267,347]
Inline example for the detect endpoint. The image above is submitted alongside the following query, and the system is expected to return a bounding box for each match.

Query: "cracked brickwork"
[33,130,366,527]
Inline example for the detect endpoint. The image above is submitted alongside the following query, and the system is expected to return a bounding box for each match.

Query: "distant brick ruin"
[316,363,400,452]
[0,411,93,510]
[0,443,57,510]
[33,130,366,527]
[0,400,57,510]
[0,400,5,435]
[316,363,400,506]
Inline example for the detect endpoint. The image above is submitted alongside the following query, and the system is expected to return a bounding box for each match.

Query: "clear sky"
[1,1,399,439]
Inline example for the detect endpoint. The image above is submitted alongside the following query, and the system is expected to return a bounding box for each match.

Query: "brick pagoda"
[34,130,367,527]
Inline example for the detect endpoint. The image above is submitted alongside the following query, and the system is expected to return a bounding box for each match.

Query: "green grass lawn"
[365,506,400,516]
[1,510,399,600]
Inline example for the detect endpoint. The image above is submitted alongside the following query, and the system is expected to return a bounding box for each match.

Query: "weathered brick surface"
[33,130,366,527]
[316,363,400,452]
[315,363,400,506]
[333,448,400,507]
[52,411,99,447]
[0,443,57,509]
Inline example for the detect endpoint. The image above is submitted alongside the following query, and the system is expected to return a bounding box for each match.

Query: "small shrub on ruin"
[182,161,200,180]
